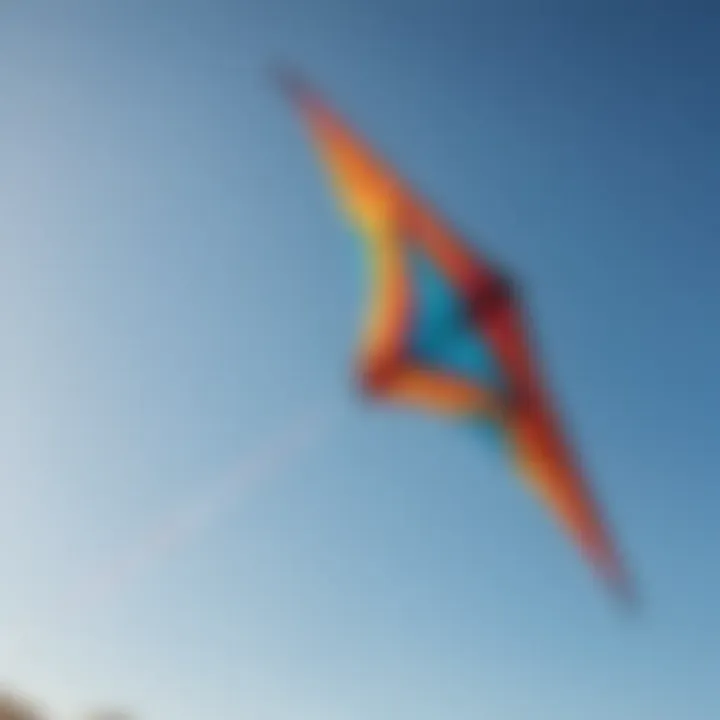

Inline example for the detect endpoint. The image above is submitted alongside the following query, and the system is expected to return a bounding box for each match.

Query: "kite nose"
[273,64,313,105]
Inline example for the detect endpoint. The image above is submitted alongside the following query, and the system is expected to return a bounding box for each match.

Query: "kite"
[279,70,632,602]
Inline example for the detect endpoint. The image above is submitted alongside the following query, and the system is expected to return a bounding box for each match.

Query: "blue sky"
[0,1,718,718]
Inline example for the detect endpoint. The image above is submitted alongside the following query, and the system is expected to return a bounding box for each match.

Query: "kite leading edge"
[279,69,633,604]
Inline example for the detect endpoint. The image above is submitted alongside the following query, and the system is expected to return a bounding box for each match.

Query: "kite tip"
[613,580,638,615]
[270,62,312,105]
[587,525,638,613]
[604,560,640,615]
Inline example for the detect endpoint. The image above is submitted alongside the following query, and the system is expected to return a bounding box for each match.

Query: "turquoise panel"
[407,248,503,391]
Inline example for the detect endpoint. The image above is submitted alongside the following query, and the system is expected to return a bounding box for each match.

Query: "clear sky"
[0,1,718,718]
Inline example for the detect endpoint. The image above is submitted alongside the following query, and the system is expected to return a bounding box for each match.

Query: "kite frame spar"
[279,69,633,604]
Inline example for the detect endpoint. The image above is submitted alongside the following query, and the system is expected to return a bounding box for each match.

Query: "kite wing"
[280,70,631,601]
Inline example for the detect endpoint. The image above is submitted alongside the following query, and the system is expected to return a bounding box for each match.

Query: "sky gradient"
[0,1,718,718]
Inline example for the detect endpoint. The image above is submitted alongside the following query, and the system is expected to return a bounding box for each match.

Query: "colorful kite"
[280,71,631,602]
